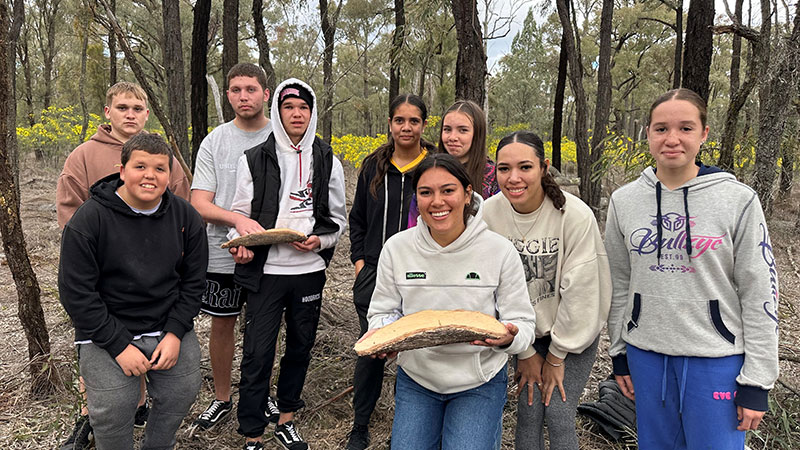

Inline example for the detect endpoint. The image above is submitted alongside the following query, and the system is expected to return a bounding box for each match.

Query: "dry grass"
[0,154,797,449]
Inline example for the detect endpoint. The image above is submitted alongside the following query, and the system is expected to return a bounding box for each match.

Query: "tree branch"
[713,23,761,41]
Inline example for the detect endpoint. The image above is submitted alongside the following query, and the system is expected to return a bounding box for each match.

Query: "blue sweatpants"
[627,344,746,450]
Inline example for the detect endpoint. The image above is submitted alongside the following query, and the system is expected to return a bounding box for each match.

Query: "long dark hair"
[496,131,566,211]
[362,94,436,198]
[437,100,488,197]
[412,153,477,226]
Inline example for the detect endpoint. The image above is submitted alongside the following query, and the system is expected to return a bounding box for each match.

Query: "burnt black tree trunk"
[0,0,57,397]
[718,0,757,172]
[252,0,276,94]
[682,0,714,102]
[671,0,683,88]
[551,0,568,173]
[589,0,613,210]
[221,0,238,122]
[319,0,338,143]
[162,0,190,164]
[35,0,61,109]
[452,0,486,106]
[389,0,405,101]
[109,0,116,84]
[79,0,90,142]
[555,0,592,207]
[191,0,211,168]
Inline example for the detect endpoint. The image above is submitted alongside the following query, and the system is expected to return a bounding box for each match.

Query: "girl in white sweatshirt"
[363,153,536,450]
[483,131,611,449]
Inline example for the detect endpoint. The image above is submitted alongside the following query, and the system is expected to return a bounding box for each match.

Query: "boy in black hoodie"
[59,133,207,450]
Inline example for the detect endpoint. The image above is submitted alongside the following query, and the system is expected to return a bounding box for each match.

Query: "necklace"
[511,204,542,241]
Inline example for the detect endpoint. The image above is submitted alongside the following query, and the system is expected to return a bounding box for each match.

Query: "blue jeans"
[627,344,746,449]
[391,366,507,450]
[80,330,201,450]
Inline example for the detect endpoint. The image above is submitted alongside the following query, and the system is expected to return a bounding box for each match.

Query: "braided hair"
[496,131,566,212]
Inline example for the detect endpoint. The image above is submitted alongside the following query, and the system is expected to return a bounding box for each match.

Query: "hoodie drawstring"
[382,174,389,245]
[661,354,668,406]
[682,187,692,256]
[655,182,663,262]
[679,356,689,415]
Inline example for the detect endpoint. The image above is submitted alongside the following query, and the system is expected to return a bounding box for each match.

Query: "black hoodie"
[58,174,208,358]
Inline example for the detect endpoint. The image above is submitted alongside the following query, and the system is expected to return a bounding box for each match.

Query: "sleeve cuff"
[734,383,770,411]
[517,345,536,360]
[612,354,630,375]
[163,320,190,341]
[548,344,568,360]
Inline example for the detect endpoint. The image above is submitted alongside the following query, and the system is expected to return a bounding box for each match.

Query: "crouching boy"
[228,78,347,450]
[58,132,208,450]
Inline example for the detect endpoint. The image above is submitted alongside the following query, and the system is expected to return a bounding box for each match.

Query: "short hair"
[106,82,148,107]
[648,88,707,127]
[121,132,174,171]
[227,63,269,91]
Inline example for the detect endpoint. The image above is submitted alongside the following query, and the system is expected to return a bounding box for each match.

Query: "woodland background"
[0,0,798,448]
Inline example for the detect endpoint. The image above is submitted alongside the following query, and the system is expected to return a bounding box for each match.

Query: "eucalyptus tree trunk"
[551,10,568,173]
[682,0,714,102]
[389,0,404,101]
[589,0,613,210]
[162,0,190,164]
[222,0,238,122]
[452,0,486,106]
[319,0,338,143]
[252,0,276,94]
[190,0,211,168]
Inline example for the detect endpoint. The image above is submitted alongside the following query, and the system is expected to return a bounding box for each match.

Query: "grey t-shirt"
[191,120,273,273]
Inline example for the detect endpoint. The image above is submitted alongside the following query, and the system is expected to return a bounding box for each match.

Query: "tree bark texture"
[0,1,57,397]
[452,0,486,106]
[778,140,795,197]
[252,0,276,94]
[389,0,405,101]
[672,2,683,89]
[753,0,798,214]
[682,0,714,102]
[555,0,591,208]
[718,0,748,171]
[8,0,22,192]
[589,0,613,210]
[79,0,90,143]
[222,0,238,122]
[162,0,190,165]
[319,0,337,143]
[108,0,116,84]
[551,13,568,173]
[191,0,211,169]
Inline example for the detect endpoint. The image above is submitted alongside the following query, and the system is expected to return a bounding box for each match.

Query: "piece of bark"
[220,228,307,248]
[354,310,507,356]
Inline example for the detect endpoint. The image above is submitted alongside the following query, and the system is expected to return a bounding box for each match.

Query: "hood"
[91,124,123,147]
[639,163,735,262]
[89,173,171,218]
[413,192,487,254]
[270,78,318,154]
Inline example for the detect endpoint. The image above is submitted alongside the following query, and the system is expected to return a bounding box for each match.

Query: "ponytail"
[496,131,566,213]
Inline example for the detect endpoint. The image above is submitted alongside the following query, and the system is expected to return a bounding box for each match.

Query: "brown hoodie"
[56,124,190,228]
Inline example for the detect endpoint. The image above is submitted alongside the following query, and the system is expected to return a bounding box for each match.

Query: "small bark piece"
[221,228,307,248]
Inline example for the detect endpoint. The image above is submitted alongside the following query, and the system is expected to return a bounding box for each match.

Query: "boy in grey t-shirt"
[190,63,275,430]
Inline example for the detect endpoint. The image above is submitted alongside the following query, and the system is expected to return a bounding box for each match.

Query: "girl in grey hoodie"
[605,88,778,449]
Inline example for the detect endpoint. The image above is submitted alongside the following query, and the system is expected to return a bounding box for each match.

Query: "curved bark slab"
[220,228,307,248]
[354,310,507,356]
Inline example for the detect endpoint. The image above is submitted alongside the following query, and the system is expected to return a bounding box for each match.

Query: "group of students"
[55,60,778,450]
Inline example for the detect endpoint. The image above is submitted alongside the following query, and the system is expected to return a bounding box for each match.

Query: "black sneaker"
[59,414,93,450]
[134,400,149,428]
[265,395,280,424]
[345,424,369,450]
[193,398,233,430]
[243,441,264,450]
[274,421,309,450]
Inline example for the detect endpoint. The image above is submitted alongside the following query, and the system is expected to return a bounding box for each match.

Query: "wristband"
[545,357,563,367]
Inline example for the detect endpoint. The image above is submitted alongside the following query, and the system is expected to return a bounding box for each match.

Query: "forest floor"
[1,154,798,449]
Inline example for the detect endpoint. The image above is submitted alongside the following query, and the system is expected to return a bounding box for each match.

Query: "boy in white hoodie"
[226,79,347,450]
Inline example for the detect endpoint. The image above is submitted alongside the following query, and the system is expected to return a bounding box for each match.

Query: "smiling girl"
[482,131,611,450]
[605,88,778,448]
[363,153,535,450]
[346,94,437,448]
[438,100,499,199]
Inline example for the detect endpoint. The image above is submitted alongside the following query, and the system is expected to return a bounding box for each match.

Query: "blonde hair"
[106,82,148,107]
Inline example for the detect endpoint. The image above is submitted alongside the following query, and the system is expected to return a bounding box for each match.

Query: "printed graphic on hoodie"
[511,237,558,306]
[629,211,726,272]
[289,180,313,213]
[759,222,779,333]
